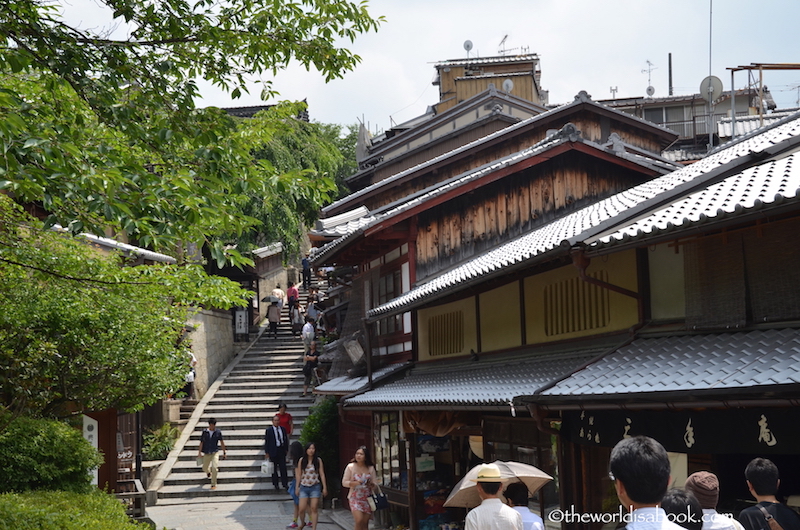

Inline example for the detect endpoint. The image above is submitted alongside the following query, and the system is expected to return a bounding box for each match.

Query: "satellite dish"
[700,75,723,103]
[463,40,473,52]
[646,85,655,97]
[502,79,514,93]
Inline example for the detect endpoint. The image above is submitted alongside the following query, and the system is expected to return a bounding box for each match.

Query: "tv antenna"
[610,86,618,98]
[642,60,657,97]
[498,34,518,56]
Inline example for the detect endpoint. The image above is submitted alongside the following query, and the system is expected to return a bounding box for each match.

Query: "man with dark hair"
[504,482,544,530]
[738,458,800,530]
[465,464,522,530]
[197,418,226,491]
[608,436,684,530]
[661,488,704,530]
[265,415,289,490]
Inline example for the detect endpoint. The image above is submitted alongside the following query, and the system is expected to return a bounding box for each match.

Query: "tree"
[230,107,360,254]
[0,195,249,422]
[0,0,382,265]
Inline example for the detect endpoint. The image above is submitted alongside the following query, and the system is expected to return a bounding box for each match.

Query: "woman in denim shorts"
[295,442,328,530]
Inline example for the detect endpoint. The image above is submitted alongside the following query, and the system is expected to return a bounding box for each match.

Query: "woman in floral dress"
[341,446,378,530]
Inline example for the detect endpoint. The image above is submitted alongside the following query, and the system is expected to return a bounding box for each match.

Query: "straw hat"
[470,463,503,483]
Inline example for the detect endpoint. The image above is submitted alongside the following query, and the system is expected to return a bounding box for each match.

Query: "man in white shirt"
[685,471,746,530]
[465,464,523,530]
[609,436,685,530]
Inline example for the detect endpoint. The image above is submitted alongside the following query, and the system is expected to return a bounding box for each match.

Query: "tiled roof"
[322,91,676,217]
[717,110,799,138]
[53,225,177,264]
[342,350,602,409]
[534,329,800,402]
[592,150,800,248]
[367,112,800,320]
[313,123,676,266]
[314,362,410,395]
[434,54,540,68]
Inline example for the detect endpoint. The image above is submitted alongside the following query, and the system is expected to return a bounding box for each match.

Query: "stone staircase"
[155,283,321,503]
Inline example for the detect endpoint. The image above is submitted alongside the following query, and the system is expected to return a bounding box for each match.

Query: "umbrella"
[443,460,553,508]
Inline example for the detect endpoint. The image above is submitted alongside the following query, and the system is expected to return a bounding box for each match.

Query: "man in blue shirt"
[197,418,227,490]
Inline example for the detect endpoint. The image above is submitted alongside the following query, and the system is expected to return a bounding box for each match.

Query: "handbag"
[196,456,204,467]
[261,460,275,475]
[369,486,389,511]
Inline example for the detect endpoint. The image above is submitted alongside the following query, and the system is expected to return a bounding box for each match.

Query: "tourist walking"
[301,253,311,291]
[464,463,522,530]
[264,415,289,490]
[738,458,800,530]
[342,446,378,530]
[504,482,544,530]
[302,316,316,352]
[287,281,299,309]
[287,441,306,528]
[267,301,281,339]
[291,302,305,337]
[272,284,286,314]
[302,341,319,397]
[296,442,328,530]
[608,436,684,530]
[197,418,227,491]
[276,402,294,437]
[685,471,746,530]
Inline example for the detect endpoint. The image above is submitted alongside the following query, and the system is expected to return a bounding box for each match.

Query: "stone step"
[174,449,292,462]
[163,469,289,486]
[157,481,292,499]
[187,428,304,441]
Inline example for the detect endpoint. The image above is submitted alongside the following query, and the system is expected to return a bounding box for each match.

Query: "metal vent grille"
[543,271,610,336]
[428,311,464,356]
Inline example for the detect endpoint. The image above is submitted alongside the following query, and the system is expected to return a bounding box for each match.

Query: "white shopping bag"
[261,460,274,475]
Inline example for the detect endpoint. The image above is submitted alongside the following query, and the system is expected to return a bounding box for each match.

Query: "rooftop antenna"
[642,60,657,97]
[463,39,473,59]
[498,34,518,56]
[610,86,618,99]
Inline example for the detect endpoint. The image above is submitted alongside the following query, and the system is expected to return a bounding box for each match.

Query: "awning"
[341,342,614,411]
[314,362,411,396]
[517,328,800,410]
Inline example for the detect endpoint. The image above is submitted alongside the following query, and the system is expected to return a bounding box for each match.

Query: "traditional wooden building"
[312,90,681,527]
[349,112,800,529]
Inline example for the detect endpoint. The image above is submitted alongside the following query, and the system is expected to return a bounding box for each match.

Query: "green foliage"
[142,423,181,461]
[0,0,382,266]
[0,416,103,493]
[0,196,249,420]
[299,396,340,495]
[0,489,148,529]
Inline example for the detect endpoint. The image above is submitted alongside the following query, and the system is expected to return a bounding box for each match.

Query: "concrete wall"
[188,309,235,398]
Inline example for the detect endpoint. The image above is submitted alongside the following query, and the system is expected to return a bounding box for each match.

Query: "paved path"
[146,497,355,530]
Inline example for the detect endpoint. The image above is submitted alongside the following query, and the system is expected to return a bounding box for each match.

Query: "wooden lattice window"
[428,311,464,356]
[543,271,610,336]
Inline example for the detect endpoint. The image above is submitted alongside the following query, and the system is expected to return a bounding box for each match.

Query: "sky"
[66,0,800,132]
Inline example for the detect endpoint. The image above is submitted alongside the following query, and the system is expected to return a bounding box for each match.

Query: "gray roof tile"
[343,350,602,408]
[540,329,800,399]
[314,363,410,395]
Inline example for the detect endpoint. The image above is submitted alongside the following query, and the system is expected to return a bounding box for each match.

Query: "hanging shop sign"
[562,407,800,454]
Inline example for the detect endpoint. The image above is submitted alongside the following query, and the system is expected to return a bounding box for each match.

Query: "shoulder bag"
[369,485,389,511]
[757,505,785,530]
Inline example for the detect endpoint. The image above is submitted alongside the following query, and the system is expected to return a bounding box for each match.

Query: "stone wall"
[188,309,234,398]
